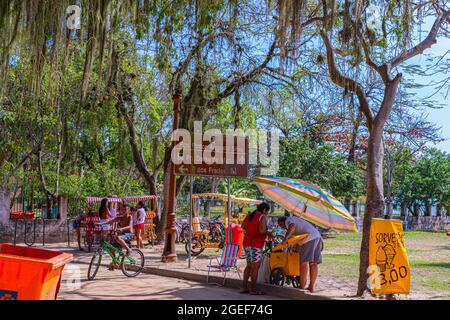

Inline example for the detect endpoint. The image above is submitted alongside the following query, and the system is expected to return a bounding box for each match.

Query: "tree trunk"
[344,199,351,212]
[157,147,187,242]
[386,199,394,219]
[356,74,401,296]
[424,203,432,217]
[413,203,420,217]
[357,126,385,296]
[157,165,171,242]
[400,203,407,217]
[352,200,359,217]
[0,188,11,225]
[436,203,443,217]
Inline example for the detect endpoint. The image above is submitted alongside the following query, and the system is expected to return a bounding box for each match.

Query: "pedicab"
[122,195,158,246]
[83,196,122,252]
[268,234,309,288]
[186,193,261,256]
[224,197,262,225]
[186,193,232,256]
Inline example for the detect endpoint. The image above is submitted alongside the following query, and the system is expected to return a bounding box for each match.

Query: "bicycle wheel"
[121,249,145,277]
[87,248,103,280]
[185,237,204,256]
[270,268,285,286]
[24,220,36,247]
[291,276,301,288]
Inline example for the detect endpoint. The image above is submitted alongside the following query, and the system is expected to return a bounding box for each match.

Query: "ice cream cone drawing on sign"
[376,246,387,272]
[384,244,396,269]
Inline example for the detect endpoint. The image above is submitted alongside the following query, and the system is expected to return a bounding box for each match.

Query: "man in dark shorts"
[72,213,85,251]
[278,211,323,293]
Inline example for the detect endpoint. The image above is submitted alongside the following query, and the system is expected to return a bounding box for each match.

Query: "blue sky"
[403,24,450,153]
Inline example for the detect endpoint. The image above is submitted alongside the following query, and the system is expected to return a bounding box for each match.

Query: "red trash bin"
[0,244,73,300]
[225,223,244,257]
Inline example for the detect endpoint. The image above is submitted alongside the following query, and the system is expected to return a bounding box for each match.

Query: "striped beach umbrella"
[252,176,357,232]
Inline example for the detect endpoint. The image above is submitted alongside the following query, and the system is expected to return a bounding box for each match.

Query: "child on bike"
[97,204,134,270]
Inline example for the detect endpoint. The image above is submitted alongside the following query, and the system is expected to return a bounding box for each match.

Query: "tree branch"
[320,30,375,125]
[389,8,450,69]
[362,39,389,83]
[36,148,55,199]
[207,37,278,108]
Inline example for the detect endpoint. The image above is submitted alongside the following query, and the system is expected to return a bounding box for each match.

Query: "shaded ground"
[10,230,449,300]
[57,245,283,300]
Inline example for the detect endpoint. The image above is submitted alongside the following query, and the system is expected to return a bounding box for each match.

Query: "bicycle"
[87,230,145,280]
[206,217,225,243]
[176,220,190,243]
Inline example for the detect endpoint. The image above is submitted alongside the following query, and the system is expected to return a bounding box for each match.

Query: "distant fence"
[353,216,450,232]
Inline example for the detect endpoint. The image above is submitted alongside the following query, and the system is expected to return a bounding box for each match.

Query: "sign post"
[174,135,249,261]
[188,177,193,269]
[368,218,410,295]
[174,137,249,178]
[227,178,232,244]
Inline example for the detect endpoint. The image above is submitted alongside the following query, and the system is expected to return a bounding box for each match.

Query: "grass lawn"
[322,231,450,298]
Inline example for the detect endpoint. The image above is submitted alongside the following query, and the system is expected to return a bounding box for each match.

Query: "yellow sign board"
[368,218,410,294]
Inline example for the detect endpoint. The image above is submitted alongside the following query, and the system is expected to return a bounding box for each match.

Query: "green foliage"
[279,137,365,200]
[396,149,450,207]
[58,163,146,199]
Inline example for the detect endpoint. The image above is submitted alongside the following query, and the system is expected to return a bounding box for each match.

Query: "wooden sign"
[173,136,249,178]
[368,218,410,294]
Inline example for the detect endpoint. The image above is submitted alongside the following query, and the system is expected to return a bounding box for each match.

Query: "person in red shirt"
[241,202,271,295]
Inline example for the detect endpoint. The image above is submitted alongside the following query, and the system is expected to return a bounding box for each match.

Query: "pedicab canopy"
[122,195,157,202]
[191,193,261,225]
[84,197,122,204]
[252,176,357,232]
[191,193,261,204]
[84,195,157,204]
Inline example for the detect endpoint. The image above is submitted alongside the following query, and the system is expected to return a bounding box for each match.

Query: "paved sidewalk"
[36,242,357,300]
[13,242,433,300]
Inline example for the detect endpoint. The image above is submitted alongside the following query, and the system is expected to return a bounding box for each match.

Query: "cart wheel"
[185,237,205,256]
[292,276,300,288]
[270,268,285,286]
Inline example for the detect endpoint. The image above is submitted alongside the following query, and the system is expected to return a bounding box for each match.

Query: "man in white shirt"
[277,205,323,293]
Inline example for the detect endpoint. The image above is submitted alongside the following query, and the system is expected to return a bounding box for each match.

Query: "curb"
[140,266,333,300]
